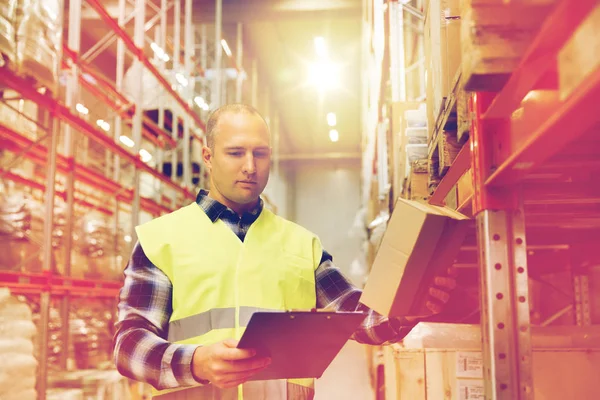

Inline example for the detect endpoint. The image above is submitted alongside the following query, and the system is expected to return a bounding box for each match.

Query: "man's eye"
[228,152,243,156]
[254,152,269,158]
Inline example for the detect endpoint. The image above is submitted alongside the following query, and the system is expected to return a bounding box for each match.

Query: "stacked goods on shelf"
[0,193,43,272]
[49,370,136,400]
[0,0,17,66]
[15,0,61,88]
[388,102,428,201]
[424,0,461,144]
[0,191,68,274]
[402,106,429,200]
[0,288,38,400]
[460,0,558,91]
[72,215,127,280]
[27,298,115,371]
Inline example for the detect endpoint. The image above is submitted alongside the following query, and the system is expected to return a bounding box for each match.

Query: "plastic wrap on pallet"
[0,288,38,400]
[15,0,60,89]
[74,216,127,280]
[0,192,67,273]
[28,298,115,372]
[0,0,17,66]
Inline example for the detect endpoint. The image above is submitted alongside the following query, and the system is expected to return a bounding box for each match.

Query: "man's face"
[203,112,271,207]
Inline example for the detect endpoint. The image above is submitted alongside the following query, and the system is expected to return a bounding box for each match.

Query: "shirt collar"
[195,189,263,223]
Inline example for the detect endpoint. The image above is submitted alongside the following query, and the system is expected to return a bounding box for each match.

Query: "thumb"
[222,338,240,348]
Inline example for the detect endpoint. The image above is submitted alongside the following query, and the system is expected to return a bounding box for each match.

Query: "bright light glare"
[327,112,336,127]
[175,73,188,87]
[221,39,232,57]
[314,37,327,58]
[119,135,134,148]
[96,119,110,132]
[329,129,339,142]
[139,149,153,163]
[308,62,340,91]
[75,103,89,115]
[150,42,170,62]
[124,235,132,243]
[194,96,210,111]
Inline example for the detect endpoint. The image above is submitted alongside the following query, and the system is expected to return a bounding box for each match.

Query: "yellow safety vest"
[136,203,322,400]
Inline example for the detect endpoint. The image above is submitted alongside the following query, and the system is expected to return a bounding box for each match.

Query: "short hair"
[205,104,268,149]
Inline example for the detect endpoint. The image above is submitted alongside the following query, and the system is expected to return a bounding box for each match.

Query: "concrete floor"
[315,341,375,400]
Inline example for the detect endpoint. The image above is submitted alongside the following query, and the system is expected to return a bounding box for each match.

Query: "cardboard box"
[425,0,462,123]
[361,198,470,317]
[558,4,600,101]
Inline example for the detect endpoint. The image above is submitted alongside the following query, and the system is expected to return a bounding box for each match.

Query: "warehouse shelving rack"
[0,0,252,398]
[426,0,600,398]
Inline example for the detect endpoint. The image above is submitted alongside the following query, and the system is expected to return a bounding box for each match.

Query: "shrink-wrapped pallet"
[0,192,67,274]
[15,0,60,88]
[0,288,38,400]
[0,0,17,66]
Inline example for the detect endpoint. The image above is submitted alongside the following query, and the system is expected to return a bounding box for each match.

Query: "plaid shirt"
[113,190,416,390]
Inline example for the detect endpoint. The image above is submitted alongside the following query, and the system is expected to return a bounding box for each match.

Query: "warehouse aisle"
[315,341,374,400]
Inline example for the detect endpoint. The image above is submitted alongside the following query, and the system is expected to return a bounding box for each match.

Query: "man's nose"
[242,153,256,174]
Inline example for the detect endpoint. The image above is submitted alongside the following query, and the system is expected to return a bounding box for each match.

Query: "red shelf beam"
[0,271,121,298]
[85,0,206,145]
[0,67,195,202]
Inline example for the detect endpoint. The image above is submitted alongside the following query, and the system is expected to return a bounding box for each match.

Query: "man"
[114,104,455,399]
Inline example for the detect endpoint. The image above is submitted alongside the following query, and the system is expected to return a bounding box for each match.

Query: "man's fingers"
[220,340,257,361]
[429,287,450,304]
[215,364,271,388]
[222,339,240,348]
[426,300,443,314]
[434,276,457,290]
[227,356,272,373]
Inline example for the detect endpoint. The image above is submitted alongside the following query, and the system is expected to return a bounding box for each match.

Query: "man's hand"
[405,267,459,321]
[425,266,458,314]
[191,339,271,389]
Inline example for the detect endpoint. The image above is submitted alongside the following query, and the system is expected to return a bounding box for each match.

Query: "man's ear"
[202,146,213,171]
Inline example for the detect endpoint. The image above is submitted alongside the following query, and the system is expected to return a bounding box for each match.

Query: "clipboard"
[237,311,366,381]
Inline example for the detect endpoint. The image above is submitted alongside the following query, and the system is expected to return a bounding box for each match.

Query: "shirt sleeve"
[113,242,201,389]
[315,251,417,345]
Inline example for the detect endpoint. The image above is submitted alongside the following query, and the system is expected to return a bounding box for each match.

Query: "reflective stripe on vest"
[136,203,322,400]
[168,306,279,342]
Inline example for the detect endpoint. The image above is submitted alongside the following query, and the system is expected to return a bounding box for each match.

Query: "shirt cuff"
[171,344,208,387]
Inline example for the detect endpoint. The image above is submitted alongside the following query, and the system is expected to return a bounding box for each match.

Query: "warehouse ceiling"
[77,0,363,159]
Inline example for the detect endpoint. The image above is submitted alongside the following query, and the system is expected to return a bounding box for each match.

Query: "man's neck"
[206,190,258,217]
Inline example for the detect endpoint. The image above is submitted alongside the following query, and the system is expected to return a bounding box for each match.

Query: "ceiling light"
[124,235,132,243]
[308,61,340,91]
[119,135,134,148]
[75,103,89,115]
[194,96,209,110]
[96,119,110,132]
[327,112,336,127]
[314,36,327,59]
[175,73,188,87]
[221,39,232,57]
[151,42,170,62]
[139,149,153,163]
[329,129,339,142]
